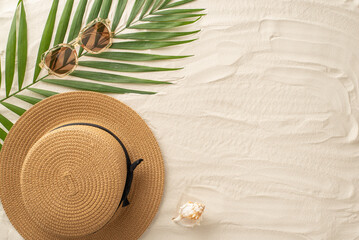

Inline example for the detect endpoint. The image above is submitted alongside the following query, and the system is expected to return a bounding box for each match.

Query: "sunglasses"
[40,18,113,78]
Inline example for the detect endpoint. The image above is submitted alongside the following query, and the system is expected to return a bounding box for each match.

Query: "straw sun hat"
[0,91,164,240]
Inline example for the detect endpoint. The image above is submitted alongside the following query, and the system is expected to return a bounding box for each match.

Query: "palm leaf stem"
[0,74,49,103]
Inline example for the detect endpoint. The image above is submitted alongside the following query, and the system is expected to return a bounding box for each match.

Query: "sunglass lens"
[81,22,111,53]
[44,46,77,75]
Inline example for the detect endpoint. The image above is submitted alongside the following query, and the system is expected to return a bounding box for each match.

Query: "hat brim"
[0,91,164,240]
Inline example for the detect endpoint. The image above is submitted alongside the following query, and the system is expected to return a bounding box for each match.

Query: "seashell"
[172,201,205,227]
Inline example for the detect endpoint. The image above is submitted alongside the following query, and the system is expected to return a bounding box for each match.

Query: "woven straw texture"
[0,91,165,240]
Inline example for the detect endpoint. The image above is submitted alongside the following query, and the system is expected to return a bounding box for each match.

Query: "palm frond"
[0,0,205,145]
[42,0,204,94]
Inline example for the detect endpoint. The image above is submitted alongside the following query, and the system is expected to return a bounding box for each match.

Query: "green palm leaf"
[32,0,59,82]
[70,70,170,84]
[115,30,199,40]
[5,5,17,97]
[1,102,26,116]
[54,0,74,45]
[112,0,127,31]
[140,0,154,19]
[87,52,191,61]
[150,0,163,13]
[86,0,103,23]
[111,39,197,50]
[42,79,155,94]
[0,0,205,145]
[15,95,42,105]
[129,18,200,29]
[164,0,195,8]
[78,61,181,72]
[0,114,13,131]
[0,128,7,141]
[18,1,28,90]
[126,0,146,27]
[159,0,171,9]
[99,0,112,19]
[142,13,204,22]
[67,0,88,41]
[28,88,59,97]
[154,8,205,15]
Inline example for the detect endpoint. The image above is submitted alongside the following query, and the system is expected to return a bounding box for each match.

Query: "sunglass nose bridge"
[68,37,81,47]
[72,42,81,48]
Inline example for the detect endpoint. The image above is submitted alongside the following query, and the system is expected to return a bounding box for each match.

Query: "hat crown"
[20,125,127,237]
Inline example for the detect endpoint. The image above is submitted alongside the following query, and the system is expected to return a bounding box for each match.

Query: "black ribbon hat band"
[52,122,142,208]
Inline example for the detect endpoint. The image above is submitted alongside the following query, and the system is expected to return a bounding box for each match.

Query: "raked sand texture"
[1,0,359,239]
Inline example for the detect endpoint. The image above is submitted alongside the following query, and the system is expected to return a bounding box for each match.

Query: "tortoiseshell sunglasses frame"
[39,18,113,78]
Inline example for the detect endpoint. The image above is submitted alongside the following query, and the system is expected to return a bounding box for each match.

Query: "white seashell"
[172,201,205,227]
